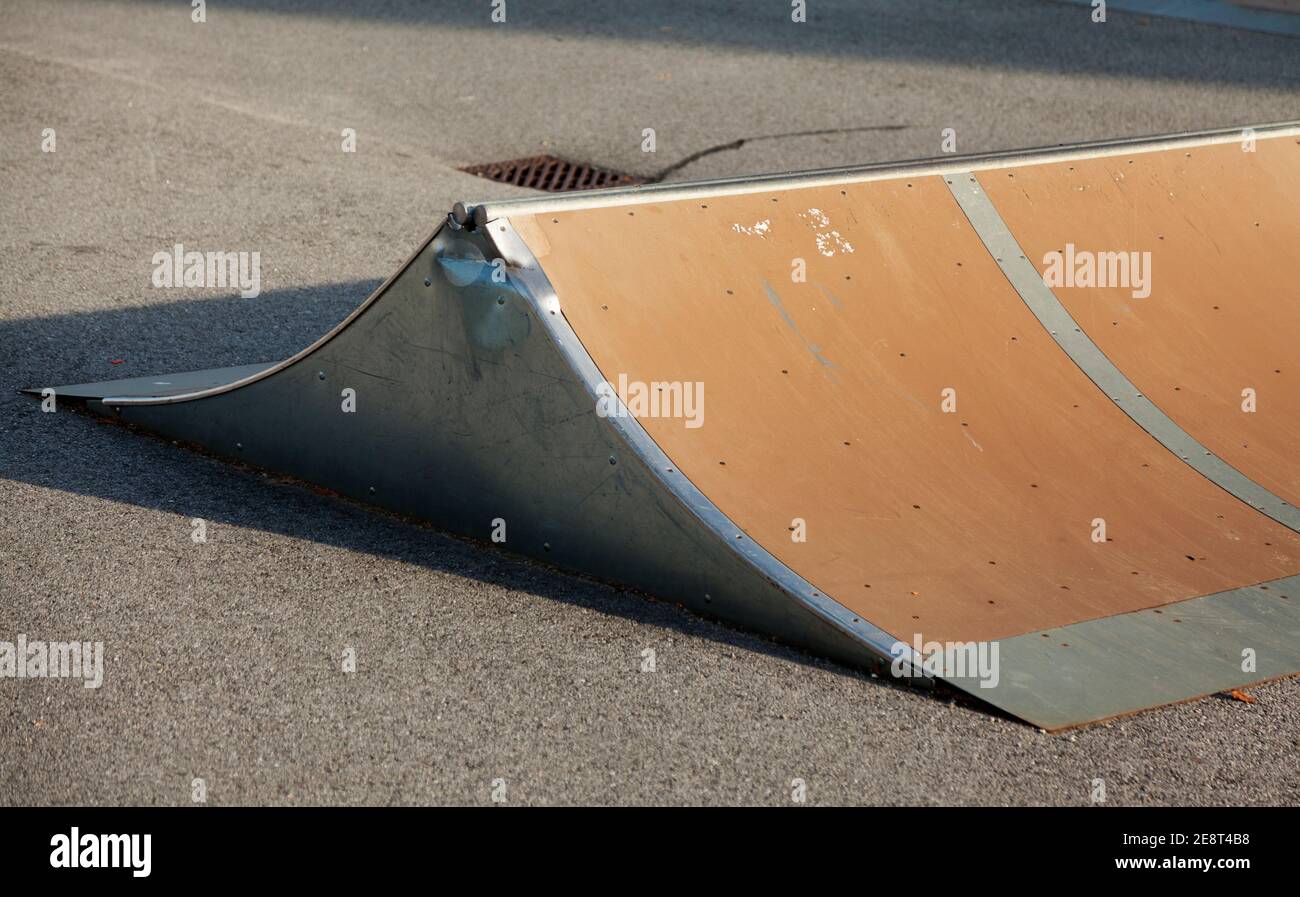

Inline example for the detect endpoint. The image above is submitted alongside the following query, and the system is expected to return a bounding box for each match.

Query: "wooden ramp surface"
[511,127,1300,726]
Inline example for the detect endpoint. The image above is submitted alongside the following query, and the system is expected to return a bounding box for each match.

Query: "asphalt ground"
[1,0,1298,805]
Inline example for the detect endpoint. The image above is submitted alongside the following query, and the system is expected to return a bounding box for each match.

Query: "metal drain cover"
[459,155,646,192]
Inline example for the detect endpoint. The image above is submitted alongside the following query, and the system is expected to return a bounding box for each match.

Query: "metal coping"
[471,121,1300,222]
[944,171,1300,533]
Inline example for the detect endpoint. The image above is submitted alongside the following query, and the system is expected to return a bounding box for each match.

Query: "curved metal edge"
[470,121,1300,222]
[944,170,1300,533]
[483,216,921,676]
[100,225,447,406]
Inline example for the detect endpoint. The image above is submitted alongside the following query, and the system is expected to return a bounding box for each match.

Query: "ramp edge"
[68,228,445,407]
[470,121,1300,222]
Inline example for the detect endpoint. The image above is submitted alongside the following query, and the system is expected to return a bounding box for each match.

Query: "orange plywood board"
[512,173,1300,644]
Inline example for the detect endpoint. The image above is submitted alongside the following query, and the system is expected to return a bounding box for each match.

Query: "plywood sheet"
[513,175,1300,644]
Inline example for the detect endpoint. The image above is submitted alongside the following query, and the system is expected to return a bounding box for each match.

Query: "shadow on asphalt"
[1,282,946,707]
[129,0,1300,91]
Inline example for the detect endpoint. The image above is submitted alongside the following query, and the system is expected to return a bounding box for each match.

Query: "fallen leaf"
[1228,689,1257,705]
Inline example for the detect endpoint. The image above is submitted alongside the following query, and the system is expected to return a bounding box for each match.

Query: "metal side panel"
[35,223,904,681]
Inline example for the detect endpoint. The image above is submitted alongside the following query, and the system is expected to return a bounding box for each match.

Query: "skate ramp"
[29,122,1300,729]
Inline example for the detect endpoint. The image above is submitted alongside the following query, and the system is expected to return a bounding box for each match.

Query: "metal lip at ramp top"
[469,121,1300,223]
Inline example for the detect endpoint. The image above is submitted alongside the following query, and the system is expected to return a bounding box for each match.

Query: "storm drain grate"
[459,155,647,192]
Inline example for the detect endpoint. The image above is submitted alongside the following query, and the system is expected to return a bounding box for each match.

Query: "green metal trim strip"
[944,171,1300,533]
[943,574,1300,730]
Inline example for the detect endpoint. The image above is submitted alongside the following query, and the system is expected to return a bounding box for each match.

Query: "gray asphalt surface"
[2,0,1298,806]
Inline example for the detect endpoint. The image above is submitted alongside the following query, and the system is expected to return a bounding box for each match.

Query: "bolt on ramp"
[27,122,1300,730]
